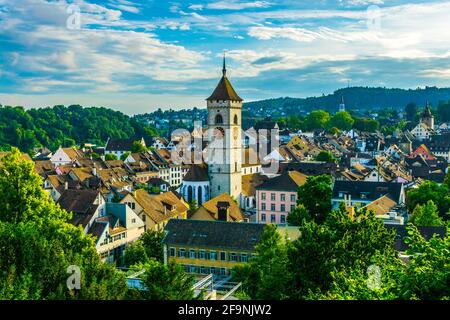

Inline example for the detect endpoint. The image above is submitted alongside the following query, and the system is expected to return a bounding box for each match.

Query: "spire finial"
[222,52,227,77]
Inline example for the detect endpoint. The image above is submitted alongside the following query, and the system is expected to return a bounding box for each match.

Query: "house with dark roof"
[278,161,337,176]
[163,219,265,276]
[105,137,146,159]
[148,177,170,193]
[428,132,450,161]
[58,189,105,233]
[256,171,308,225]
[332,180,405,210]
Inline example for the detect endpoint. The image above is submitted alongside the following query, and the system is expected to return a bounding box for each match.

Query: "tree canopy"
[0,105,158,154]
[0,148,127,299]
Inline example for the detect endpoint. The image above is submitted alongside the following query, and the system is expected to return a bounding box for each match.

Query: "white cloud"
[248,26,319,42]
[188,4,204,11]
[207,1,272,10]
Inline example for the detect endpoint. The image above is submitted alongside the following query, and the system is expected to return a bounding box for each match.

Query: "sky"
[1,0,450,115]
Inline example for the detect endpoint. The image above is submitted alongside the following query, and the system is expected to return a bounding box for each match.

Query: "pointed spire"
[222,52,227,77]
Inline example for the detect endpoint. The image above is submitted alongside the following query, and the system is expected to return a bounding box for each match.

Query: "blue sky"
[1,0,450,114]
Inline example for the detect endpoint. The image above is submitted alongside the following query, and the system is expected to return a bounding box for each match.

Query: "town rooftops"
[57,189,100,228]
[333,180,403,202]
[256,171,308,192]
[163,219,265,251]
[131,189,188,224]
[363,195,398,216]
[58,189,99,215]
[192,193,245,222]
[279,161,337,176]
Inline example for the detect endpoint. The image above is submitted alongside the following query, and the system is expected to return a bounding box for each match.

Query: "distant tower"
[206,55,243,202]
[339,96,346,112]
[420,102,434,129]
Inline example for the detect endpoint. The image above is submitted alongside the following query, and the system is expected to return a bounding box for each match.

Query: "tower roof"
[422,103,433,118]
[207,56,243,102]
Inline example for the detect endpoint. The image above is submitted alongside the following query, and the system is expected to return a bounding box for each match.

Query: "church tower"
[420,102,434,129]
[206,56,243,202]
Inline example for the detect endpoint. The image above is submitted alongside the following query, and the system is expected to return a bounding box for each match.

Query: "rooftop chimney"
[217,201,230,222]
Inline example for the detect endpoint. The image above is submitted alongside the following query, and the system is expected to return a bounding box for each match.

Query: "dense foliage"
[295,174,333,224]
[407,180,450,220]
[234,204,449,300]
[0,149,127,299]
[122,230,165,267]
[244,86,450,114]
[0,105,158,153]
[127,260,195,300]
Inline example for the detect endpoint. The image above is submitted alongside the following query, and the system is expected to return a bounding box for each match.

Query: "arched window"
[215,114,223,124]
[187,185,193,203]
[198,186,203,205]
[234,114,238,125]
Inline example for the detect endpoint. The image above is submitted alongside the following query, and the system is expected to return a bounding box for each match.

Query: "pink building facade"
[255,171,307,225]
[256,189,297,224]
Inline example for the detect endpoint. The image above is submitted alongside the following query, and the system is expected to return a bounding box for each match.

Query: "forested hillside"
[244,86,450,115]
[0,105,158,153]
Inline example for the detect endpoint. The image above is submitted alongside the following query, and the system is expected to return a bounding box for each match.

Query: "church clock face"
[214,127,225,139]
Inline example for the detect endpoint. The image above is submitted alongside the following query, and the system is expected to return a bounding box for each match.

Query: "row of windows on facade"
[169,247,252,263]
[100,232,127,246]
[182,264,230,276]
[260,213,287,224]
[215,114,239,125]
[261,203,296,212]
[261,193,297,202]
[99,245,125,259]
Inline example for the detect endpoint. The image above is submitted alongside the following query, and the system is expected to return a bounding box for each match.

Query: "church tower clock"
[206,56,243,202]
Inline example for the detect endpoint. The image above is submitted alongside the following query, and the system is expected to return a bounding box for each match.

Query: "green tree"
[0,148,127,299]
[405,102,418,122]
[296,174,333,223]
[189,200,198,212]
[233,225,292,299]
[407,181,450,219]
[315,150,337,163]
[131,141,147,153]
[304,110,330,131]
[120,152,131,161]
[287,204,310,226]
[411,200,444,227]
[129,260,194,300]
[353,118,380,132]
[436,100,450,123]
[105,153,118,161]
[317,224,449,300]
[122,230,164,267]
[397,224,449,300]
[328,111,354,131]
[287,205,398,299]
